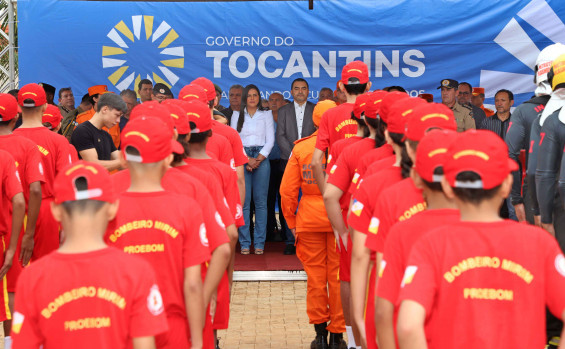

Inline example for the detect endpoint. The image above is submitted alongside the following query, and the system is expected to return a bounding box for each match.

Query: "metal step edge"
[233,270,307,281]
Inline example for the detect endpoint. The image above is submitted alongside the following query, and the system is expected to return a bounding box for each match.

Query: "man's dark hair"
[384,86,407,93]
[7,89,18,99]
[452,171,502,204]
[96,93,128,114]
[138,79,152,91]
[0,120,12,127]
[60,177,106,216]
[320,87,333,94]
[344,83,367,96]
[495,89,514,101]
[291,78,309,90]
[421,168,444,192]
[237,84,262,133]
[389,132,412,179]
[120,89,137,100]
[188,129,212,144]
[58,87,72,99]
[173,134,190,163]
[459,82,472,91]
[350,114,368,137]
[229,84,244,93]
[364,116,385,147]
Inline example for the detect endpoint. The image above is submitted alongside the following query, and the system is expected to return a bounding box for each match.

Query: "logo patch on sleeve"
[12,312,24,334]
[147,285,164,316]
[330,164,337,174]
[215,211,226,229]
[351,200,364,217]
[368,217,379,234]
[352,172,360,184]
[401,266,418,287]
[199,223,209,247]
[555,255,565,277]
[379,260,387,278]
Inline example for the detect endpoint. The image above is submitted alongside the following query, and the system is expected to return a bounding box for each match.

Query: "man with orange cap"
[75,85,121,149]
[471,87,494,117]
[280,99,345,349]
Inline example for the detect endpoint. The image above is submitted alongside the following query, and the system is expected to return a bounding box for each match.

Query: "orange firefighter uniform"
[280,130,345,333]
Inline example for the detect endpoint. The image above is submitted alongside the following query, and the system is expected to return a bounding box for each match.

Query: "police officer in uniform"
[438,79,475,132]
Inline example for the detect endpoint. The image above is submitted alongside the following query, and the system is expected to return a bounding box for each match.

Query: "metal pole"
[7,0,14,90]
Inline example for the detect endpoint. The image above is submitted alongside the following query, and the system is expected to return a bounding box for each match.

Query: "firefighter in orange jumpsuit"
[471,87,495,117]
[75,85,121,148]
[280,99,346,349]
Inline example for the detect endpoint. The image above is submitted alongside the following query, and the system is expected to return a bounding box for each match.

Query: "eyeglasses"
[459,92,471,95]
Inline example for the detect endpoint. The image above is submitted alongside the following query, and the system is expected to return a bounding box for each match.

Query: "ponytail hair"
[389,132,412,179]
[237,84,262,133]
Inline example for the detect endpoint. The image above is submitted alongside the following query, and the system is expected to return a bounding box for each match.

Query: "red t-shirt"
[206,132,235,168]
[0,134,44,203]
[68,143,79,163]
[347,166,401,237]
[14,127,71,198]
[315,103,356,151]
[112,168,228,252]
[366,178,425,253]
[211,120,248,167]
[12,247,168,349]
[181,158,243,227]
[325,136,363,175]
[174,163,236,231]
[363,154,396,179]
[379,209,459,307]
[352,144,394,190]
[106,192,210,319]
[399,220,565,348]
[0,150,23,235]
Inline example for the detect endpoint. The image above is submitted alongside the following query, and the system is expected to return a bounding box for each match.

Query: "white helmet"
[535,43,565,95]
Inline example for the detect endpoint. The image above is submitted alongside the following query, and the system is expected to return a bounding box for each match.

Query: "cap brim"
[508,159,519,172]
[171,140,184,154]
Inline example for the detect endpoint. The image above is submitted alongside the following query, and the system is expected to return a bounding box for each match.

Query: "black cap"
[437,79,459,89]
[153,83,173,97]
[39,82,56,95]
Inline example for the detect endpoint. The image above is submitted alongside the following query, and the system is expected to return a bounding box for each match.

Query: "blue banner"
[18,0,565,105]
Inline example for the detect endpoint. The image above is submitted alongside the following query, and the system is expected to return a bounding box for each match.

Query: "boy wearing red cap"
[312,61,371,195]
[374,130,459,349]
[107,116,210,348]
[12,161,168,349]
[397,130,565,348]
[14,83,72,261]
[43,105,79,163]
[280,99,346,349]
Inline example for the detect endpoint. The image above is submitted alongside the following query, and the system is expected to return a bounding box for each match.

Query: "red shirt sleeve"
[377,226,405,304]
[225,169,243,227]
[326,154,351,192]
[315,113,330,151]
[365,195,388,251]
[55,136,72,175]
[398,234,438,314]
[4,156,23,200]
[230,132,248,167]
[183,202,212,268]
[325,146,339,175]
[194,187,229,252]
[12,269,44,347]
[347,180,373,234]
[206,178,235,230]
[129,263,169,337]
[24,143,45,185]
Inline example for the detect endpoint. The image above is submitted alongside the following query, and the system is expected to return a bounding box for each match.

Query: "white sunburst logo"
[102,15,185,93]
[480,0,565,99]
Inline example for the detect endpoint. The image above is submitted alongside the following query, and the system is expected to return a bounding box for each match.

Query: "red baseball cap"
[443,129,519,189]
[130,101,174,135]
[405,103,457,141]
[179,84,207,102]
[352,92,372,118]
[386,97,427,134]
[42,104,63,130]
[121,116,184,163]
[414,129,458,183]
[53,161,116,204]
[185,100,212,133]
[341,61,369,85]
[378,91,410,124]
[191,77,216,102]
[0,93,19,121]
[18,83,47,108]
[161,100,191,135]
[364,90,389,119]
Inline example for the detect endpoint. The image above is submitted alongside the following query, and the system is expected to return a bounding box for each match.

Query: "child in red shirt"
[397,130,565,348]
[12,161,168,349]
[106,116,210,348]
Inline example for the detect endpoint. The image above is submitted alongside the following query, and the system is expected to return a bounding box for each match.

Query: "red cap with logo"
[42,104,63,130]
[386,97,427,134]
[18,83,47,107]
[185,100,212,133]
[341,61,369,85]
[443,129,518,189]
[130,101,174,135]
[378,91,410,124]
[179,84,208,102]
[53,161,116,204]
[352,92,372,118]
[161,100,191,135]
[363,90,389,119]
[414,129,458,183]
[191,77,216,102]
[0,93,19,121]
[121,116,184,163]
[405,103,457,141]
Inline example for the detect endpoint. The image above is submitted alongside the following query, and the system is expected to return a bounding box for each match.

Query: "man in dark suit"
[277,78,316,165]
[276,78,315,254]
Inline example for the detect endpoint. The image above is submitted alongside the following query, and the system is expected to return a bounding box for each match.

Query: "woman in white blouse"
[231,84,274,255]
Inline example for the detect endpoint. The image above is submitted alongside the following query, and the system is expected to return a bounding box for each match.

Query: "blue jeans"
[240,146,270,250]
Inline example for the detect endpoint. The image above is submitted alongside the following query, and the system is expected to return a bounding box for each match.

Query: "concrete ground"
[217,281,315,349]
